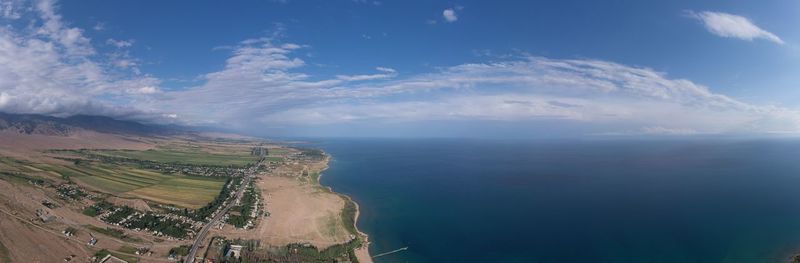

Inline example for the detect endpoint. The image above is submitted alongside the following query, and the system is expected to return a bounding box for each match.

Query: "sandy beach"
[219,152,374,262]
[317,155,374,263]
[222,175,351,247]
[350,197,373,263]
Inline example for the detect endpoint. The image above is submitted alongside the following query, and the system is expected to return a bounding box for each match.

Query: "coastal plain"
[0,115,371,263]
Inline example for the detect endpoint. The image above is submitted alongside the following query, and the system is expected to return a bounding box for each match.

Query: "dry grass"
[0,130,151,161]
[221,175,352,248]
[0,180,94,262]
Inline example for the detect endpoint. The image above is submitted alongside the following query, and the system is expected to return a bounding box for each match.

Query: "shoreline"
[317,152,373,263]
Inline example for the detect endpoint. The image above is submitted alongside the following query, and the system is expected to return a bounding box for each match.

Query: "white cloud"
[641,126,699,135]
[0,0,23,19]
[93,22,105,31]
[0,92,10,106]
[443,8,457,22]
[336,67,397,81]
[128,86,159,94]
[376,66,395,73]
[688,11,783,44]
[113,59,136,68]
[156,37,800,134]
[0,0,165,122]
[106,38,134,48]
[34,0,95,56]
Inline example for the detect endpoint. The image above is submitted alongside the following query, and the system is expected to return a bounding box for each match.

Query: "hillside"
[0,112,176,137]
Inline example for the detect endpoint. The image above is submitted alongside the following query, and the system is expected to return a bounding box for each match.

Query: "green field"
[53,163,226,209]
[94,149,257,167]
[118,245,138,254]
[340,196,359,236]
[0,157,40,174]
[266,156,284,162]
[267,148,293,155]
[85,225,143,243]
[0,156,227,209]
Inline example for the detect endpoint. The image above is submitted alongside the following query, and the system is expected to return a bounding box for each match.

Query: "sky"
[0,0,798,138]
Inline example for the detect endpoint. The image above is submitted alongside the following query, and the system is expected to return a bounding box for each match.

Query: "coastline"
[317,152,373,263]
[349,196,373,263]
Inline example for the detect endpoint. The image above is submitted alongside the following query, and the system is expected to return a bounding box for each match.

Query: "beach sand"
[351,199,373,263]
[222,175,352,247]
[220,153,374,262]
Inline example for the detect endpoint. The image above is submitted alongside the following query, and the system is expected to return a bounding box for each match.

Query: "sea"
[309,138,800,263]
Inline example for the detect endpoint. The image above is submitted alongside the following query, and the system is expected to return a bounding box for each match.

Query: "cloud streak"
[156,38,800,134]
[688,11,783,44]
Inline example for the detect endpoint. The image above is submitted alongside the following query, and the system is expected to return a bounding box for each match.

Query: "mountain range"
[0,112,179,136]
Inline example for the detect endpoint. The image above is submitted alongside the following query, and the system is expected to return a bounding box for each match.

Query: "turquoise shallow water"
[313,138,800,263]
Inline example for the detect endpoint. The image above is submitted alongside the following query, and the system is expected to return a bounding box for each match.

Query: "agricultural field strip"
[2,151,234,209]
[78,176,139,193]
[93,149,256,167]
[32,162,165,185]
[79,175,225,208]
[75,167,159,188]
[0,157,36,172]
[24,159,229,208]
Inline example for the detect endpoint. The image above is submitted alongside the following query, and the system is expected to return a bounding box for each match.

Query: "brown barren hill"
[0,180,93,262]
[0,130,151,160]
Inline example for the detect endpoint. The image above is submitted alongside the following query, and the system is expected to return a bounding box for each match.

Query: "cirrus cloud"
[154,37,800,135]
[687,11,784,44]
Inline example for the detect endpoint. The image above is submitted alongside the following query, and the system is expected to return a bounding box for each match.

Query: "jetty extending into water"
[373,247,409,258]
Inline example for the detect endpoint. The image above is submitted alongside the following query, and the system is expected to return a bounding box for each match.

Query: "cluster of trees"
[299,148,325,160]
[56,184,87,200]
[89,201,192,239]
[169,245,191,256]
[104,206,135,223]
[82,200,114,217]
[56,149,249,177]
[288,239,361,263]
[0,171,49,186]
[80,150,244,169]
[123,212,191,239]
[226,214,247,229]
[227,183,258,228]
[230,239,362,263]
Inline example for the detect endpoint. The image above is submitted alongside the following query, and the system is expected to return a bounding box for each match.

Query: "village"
[22,147,280,262]
[0,137,364,263]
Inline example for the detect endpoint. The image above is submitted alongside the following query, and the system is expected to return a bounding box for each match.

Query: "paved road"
[184,163,259,263]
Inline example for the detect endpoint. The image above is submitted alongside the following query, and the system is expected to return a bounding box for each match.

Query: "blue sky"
[0,0,798,137]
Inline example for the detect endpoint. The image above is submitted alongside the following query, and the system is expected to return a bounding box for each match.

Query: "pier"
[373,247,409,258]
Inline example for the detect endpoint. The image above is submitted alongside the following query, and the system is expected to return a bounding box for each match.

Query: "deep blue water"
[313,138,800,263]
